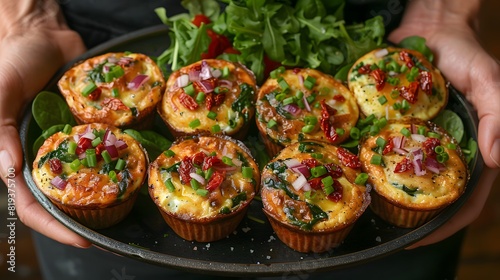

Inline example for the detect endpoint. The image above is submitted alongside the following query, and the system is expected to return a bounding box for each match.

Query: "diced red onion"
[303,95,311,112]
[385,105,389,120]
[211,68,222,78]
[103,65,111,73]
[199,61,212,80]
[411,133,427,143]
[176,74,190,88]
[374,48,389,58]
[284,159,301,168]
[104,131,117,146]
[51,176,68,190]
[218,79,233,89]
[127,74,150,90]
[412,148,424,161]
[388,71,398,76]
[393,136,406,149]
[412,157,426,176]
[425,157,445,174]
[105,145,119,159]
[283,104,301,116]
[195,80,214,93]
[232,158,243,167]
[291,174,308,191]
[410,123,417,134]
[190,172,206,185]
[189,68,201,81]
[393,147,408,155]
[81,131,96,140]
[115,140,128,150]
[291,165,311,178]
[302,182,311,192]
[298,74,304,88]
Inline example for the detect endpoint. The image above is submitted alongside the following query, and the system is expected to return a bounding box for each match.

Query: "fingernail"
[0,150,14,178]
[73,243,91,249]
[491,139,500,168]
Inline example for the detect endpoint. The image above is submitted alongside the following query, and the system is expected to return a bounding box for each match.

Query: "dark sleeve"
[59,0,186,48]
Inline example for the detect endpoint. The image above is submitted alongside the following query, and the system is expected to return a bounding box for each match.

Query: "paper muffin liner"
[50,193,138,229]
[264,210,354,253]
[163,119,251,141]
[258,134,284,158]
[72,109,155,130]
[370,190,442,228]
[156,204,250,242]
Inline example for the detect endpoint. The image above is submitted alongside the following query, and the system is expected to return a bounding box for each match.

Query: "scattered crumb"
[250,249,254,253]
[266,256,271,259]
[376,236,382,242]
[206,243,211,249]
[230,247,234,251]
[242,227,251,233]
[268,235,276,242]
[193,246,198,251]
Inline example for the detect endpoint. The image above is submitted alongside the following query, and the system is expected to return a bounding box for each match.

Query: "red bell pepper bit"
[394,157,414,173]
[327,180,343,202]
[418,71,433,95]
[382,137,394,155]
[320,100,339,143]
[423,137,441,158]
[308,177,323,190]
[399,51,415,68]
[357,64,372,74]
[398,81,419,104]
[191,152,206,166]
[76,137,92,155]
[325,163,343,178]
[179,92,199,110]
[301,158,319,169]
[87,87,101,101]
[336,147,361,169]
[206,170,226,191]
[370,69,386,91]
[49,158,63,174]
[178,156,194,185]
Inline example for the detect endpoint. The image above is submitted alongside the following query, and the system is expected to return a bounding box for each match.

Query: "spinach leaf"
[432,109,464,143]
[284,202,328,231]
[231,192,247,207]
[398,36,434,62]
[232,83,255,122]
[32,91,76,130]
[38,140,72,168]
[118,169,132,199]
[123,129,172,160]
[32,124,67,156]
[263,177,298,200]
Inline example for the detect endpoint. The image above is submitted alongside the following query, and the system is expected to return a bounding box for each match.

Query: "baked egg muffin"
[261,140,370,252]
[32,123,148,229]
[359,117,468,228]
[148,135,260,242]
[58,52,165,128]
[348,47,447,120]
[256,68,359,156]
[158,59,257,139]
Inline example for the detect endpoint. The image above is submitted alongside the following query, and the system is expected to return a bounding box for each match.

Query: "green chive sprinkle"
[165,178,175,192]
[311,166,327,178]
[355,173,369,185]
[370,154,383,165]
[189,119,201,129]
[207,111,217,120]
[115,158,126,171]
[242,166,253,179]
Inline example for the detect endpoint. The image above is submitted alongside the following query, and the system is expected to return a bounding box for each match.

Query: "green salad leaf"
[32,91,76,130]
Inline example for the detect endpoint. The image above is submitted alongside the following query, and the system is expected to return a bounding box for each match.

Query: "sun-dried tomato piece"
[337,147,361,169]
[399,81,419,104]
[358,64,372,74]
[95,143,106,161]
[399,51,415,68]
[76,137,92,155]
[179,92,199,110]
[382,137,394,155]
[423,137,441,158]
[178,156,194,184]
[320,100,338,143]
[101,98,129,111]
[327,180,343,202]
[333,95,345,103]
[202,155,223,171]
[49,158,62,174]
[191,152,206,166]
[394,157,414,173]
[308,177,323,190]
[301,158,319,169]
[213,92,225,106]
[206,170,226,191]
[87,87,101,101]
[325,163,343,178]
[370,69,386,91]
[418,71,433,95]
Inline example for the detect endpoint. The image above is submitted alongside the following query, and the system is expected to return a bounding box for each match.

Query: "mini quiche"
[261,140,370,253]
[158,59,257,140]
[148,135,260,242]
[359,117,468,228]
[58,52,165,128]
[348,47,448,120]
[256,68,359,157]
[32,123,148,229]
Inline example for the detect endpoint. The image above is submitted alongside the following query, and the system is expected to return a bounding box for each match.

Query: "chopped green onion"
[447,143,457,150]
[304,116,318,126]
[435,146,445,154]
[401,99,410,111]
[112,88,119,97]
[295,91,304,99]
[196,189,209,197]
[85,149,97,167]
[378,95,388,105]
[400,64,409,73]
[275,93,286,101]
[310,166,327,178]
[242,166,253,179]
[189,119,201,129]
[190,178,200,190]
[91,137,102,147]
[377,60,386,71]
[400,127,411,137]
[302,124,315,134]
[376,137,387,148]
[282,96,295,105]
[70,159,81,171]
[306,95,315,104]
[350,127,361,140]
[164,150,175,157]
[387,77,400,86]
[393,102,402,110]
[427,132,442,139]
[406,67,420,82]
[101,150,112,163]
[370,154,383,165]
[68,141,77,155]
[109,170,118,183]
[355,173,369,185]
[63,124,72,134]
[80,158,89,168]
[369,125,380,136]
[321,176,334,193]
[196,92,205,103]
[390,90,400,99]
[311,153,323,159]
[375,117,388,129]
[211,124,221,133]
[267,119,278,129]
[304,76,316,90]
[183,84,195,96]
[278,78,290,90]
[222,66,230,78]
[207,111,217,120]
[418,126,426,135]
[336,128,345,136]
[165,178,175,192]
[204,167,214,180]
[82,82,97,97]
[222,156,234,166]
[437,152,449,163]
[115,158,126,171]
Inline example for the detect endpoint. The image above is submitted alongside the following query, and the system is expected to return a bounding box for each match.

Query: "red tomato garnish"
[423,137,441,158]
[202,29,232,60]
[101,98,128,111]
[205,93,214,111]
[332,95,345,103]
[320,100,338,143]
[192,14,211,27]
[202,156,223,171]
[418,71,433,95]
[399,51,415,68]
[87,87,101,101]
[336,147,361,169]
[327,180,343,202]
[49,158,62,174]
[179,92,199,110]
[213,92,225,106]
[308,177,323,190]
[394,157,414,173]
[301,158,319,169]
[95,143,106,160]
[370,69,386,91]
[223,47,240,54]
[178,156,194,184]
[357,64,372,74]
[325,163,343,178]
[398,81,419,104]
[76,137,92,155]
[191,152,206,166]
[382,137,394,155]
[206,170,225,191]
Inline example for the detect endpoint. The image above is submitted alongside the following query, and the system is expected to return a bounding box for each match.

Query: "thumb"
[0,122,91,248]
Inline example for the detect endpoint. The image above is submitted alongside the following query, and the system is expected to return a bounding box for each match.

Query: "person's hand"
[0,1,90,248]
[388,0,500,248]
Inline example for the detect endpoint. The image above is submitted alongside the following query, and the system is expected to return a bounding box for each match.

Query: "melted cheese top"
[348,47,447,120]
[32,123,148,207]
[261,141,368,232]
[359,118,468,209]
[58,52,165,127]
[256,68,359,146]
[159,59,257,137]
[148,136,259,220]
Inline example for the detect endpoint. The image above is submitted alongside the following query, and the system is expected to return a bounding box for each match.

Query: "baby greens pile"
[156,0,385,83]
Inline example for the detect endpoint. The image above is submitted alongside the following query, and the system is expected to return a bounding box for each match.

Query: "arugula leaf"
[181,0,221,20]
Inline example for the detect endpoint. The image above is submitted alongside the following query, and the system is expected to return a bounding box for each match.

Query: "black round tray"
[21,24,483,277]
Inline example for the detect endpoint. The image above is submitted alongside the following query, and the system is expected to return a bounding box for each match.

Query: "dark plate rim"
[20,24,484,276]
